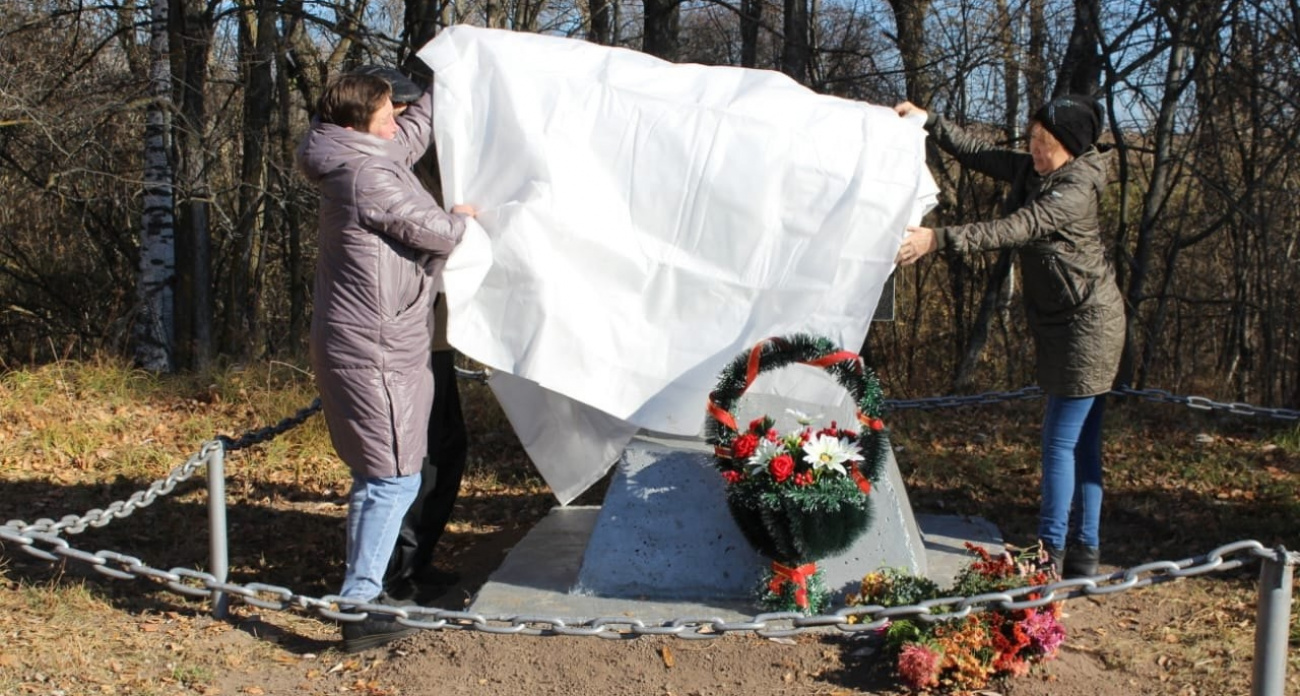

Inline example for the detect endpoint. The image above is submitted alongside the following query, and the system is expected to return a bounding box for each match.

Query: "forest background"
[0,0,1298,406]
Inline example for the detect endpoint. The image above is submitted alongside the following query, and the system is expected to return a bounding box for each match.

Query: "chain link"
[3,441,223,538]
[218,399,323,452]
[884,386,1043,411]
[0,525,1275,640]
[1110,386,1300,420]
[886,385,1300,421]
[455,366,491,383]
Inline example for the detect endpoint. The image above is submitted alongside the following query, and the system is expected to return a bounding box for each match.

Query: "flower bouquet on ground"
[846,543,1066,693]
[704,334,891,614]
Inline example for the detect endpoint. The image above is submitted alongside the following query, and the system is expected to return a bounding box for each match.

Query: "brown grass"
[0,356,1297,695]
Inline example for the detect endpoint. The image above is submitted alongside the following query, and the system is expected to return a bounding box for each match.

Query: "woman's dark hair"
[317,74,392,130]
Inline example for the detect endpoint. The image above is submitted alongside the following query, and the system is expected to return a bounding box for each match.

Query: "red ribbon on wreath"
[769,561,819,609]
[707,337,869,435]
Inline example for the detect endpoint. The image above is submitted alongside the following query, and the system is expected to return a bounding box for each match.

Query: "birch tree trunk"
[134,0,175,372]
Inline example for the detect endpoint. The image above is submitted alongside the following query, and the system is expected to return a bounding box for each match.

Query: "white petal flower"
[785,408,823,426]
[748,437,785,475]
[801,434,864,476]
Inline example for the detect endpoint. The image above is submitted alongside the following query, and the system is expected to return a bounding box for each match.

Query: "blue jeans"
[1039,395,1106,548]
[342,473,421,601]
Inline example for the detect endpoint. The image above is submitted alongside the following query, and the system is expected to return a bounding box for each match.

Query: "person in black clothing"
[385,294,469,601]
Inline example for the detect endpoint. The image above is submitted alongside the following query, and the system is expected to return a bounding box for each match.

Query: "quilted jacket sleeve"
[934,167,1095,253]
[392,87,436,170]
[355,160,467,255]
[927,114,1031,184]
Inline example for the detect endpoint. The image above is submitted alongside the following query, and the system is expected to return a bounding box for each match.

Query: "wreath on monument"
[704,334,890,614]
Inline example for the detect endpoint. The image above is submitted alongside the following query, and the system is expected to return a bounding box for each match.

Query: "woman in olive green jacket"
[894,95,1125,579]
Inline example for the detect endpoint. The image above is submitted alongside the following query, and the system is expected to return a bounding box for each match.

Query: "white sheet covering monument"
[418,26,938,505]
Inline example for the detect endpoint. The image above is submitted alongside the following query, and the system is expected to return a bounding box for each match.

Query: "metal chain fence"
[1,382,1297,694]
[1,499,1294,636]
[883,384,1300,421]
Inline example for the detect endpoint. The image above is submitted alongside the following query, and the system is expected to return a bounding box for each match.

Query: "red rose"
[722,470,744,484]
[769,454,795,482]
[732,433,759,460]
[748,417,768,433]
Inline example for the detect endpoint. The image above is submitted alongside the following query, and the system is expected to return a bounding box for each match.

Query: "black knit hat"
[350,65,422,104]
[1032,95,1102,157]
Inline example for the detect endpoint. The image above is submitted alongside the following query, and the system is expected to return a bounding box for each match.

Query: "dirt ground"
[195,573,1252,696]
[0,495,1282,696]
[186,528,1266,696]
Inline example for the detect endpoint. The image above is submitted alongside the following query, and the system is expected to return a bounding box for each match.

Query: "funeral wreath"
[704,334,890,613]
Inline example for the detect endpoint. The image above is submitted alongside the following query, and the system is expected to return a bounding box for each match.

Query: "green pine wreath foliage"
[704,333,892,565]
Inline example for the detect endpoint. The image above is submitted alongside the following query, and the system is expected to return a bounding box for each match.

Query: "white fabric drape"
[419,27,937,504]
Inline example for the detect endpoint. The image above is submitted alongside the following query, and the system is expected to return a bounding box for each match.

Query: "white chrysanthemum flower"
[801,433,864,476]
[748,437,786,475]
[785,408,823,426]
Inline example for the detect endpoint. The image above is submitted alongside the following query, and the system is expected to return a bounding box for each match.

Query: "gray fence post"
[206,442,230,619]
[1251,545,1296,696]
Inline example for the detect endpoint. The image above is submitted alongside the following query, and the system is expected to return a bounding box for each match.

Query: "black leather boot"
[1063,544,1100,579]
[340,596,418,653]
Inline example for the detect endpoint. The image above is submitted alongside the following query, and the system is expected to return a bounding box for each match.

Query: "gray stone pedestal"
[466,380,1003,621]
[572,433,927,602]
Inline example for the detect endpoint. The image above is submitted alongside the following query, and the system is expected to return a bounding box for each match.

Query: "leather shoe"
[340,597,417,653]
[1063,544,1100,579]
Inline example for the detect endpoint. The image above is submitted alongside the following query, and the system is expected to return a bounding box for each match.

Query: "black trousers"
[385,350,469,584]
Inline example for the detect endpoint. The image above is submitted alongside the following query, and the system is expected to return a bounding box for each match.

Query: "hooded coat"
[926,114,1125,397]
[297,89,467,479]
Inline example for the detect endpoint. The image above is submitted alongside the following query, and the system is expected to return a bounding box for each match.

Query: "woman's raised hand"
[893,101,928,124]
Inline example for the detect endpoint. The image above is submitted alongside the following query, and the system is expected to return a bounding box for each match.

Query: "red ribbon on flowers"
[745,340,766,386]
[707,396,738,432]
[801,350,861,370]
[849,466,872,495]
[768,561,818,609]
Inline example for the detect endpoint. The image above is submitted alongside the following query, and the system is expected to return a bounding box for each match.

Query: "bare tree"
[643,0,679,59]
[169,0,216,371]
[782,0,809,82]
[135,0,176,372]
[223,0,277,359]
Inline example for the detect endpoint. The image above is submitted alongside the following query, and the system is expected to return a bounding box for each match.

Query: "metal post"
[1251,545,1295,696]
[206,442,230,619]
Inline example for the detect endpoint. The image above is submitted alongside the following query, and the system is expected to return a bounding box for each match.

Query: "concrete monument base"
[572,434,927,601]
[468,434,1003,621]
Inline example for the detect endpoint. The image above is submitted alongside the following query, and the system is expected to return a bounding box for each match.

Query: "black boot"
[340,597,418,653]
[1063,544,1100,579]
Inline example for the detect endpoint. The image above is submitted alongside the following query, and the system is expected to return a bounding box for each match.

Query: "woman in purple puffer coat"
[296,72,476,652]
